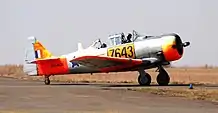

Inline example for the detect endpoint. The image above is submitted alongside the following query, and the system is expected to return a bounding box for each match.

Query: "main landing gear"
[138,70,151,86]
[137,66,170,86]
[156,66,170,86]
[44,76,50,85]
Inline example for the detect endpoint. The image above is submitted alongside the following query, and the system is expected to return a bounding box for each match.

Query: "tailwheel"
[44,76,50,85]
[137,70,151,86]
[156,66,170,86]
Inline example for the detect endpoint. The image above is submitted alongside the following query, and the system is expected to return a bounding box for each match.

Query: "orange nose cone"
[162,38,182,61]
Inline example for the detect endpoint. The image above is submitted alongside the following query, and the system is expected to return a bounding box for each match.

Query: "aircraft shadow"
[105,84,189,87]
[101,84,218,88]
[49,82,217,88]
[50,83,98,86]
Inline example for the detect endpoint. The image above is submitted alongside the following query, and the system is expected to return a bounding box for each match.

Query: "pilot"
[126,33,132,43]
[121,33,126,44]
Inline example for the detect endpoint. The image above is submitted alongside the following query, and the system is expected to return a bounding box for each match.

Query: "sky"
[0,0,217,67]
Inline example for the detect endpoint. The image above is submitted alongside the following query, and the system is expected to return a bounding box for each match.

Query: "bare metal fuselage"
[24,33,184,76]
[62,34,182,74]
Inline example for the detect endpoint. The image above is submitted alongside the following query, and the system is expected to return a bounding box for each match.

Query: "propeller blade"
[182,42,190,47]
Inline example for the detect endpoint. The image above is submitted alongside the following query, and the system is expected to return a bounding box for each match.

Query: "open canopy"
[89,30,145,49]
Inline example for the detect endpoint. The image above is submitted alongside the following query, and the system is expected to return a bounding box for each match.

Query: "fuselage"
[61,33,185,74]
[23,33,187,76]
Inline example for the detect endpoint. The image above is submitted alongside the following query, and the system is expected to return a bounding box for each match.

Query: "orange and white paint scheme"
[24,31,190,86]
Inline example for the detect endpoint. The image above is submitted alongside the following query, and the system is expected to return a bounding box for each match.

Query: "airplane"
[23,30,190,86]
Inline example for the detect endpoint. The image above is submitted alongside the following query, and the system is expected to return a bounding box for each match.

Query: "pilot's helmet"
[127,33,132,39]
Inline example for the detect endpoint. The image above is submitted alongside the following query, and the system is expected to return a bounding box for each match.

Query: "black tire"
[138,73,151,86]
[44,77,50,85]
[156,70,170,86]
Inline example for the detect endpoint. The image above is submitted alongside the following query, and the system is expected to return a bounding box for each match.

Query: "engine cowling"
[161,34,190,61]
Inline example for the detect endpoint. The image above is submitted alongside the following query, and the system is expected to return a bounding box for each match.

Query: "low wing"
[70,56,157,72]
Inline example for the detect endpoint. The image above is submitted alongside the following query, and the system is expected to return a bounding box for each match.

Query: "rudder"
[23,36,54,76]
[28,36,53,59]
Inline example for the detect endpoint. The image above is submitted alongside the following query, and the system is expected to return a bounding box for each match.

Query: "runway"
[0,77,217,113]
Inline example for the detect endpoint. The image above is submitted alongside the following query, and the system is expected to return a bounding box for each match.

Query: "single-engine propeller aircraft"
[24,30,190,86]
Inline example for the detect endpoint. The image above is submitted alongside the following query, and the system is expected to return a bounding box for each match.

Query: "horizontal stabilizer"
[26,57,60,64]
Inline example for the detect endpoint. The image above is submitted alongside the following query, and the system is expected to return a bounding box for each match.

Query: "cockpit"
[90,30,146,48]
[108,33,123,46]
[90,39,107,49]
[108,31,136,46]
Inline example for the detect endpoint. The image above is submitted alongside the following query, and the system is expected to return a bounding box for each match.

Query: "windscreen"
[108,34,122,46]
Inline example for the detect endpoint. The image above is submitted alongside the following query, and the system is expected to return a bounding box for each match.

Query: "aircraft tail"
[28,36,53,59]
[23,36,54,76]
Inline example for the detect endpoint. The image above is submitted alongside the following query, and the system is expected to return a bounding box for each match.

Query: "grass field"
[1,64,218,85]
[127,87,218,103]
[1,64,218,103]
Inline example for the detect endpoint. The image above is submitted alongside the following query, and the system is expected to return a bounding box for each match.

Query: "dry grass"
[0,65,24,78]
[128,87,218,103]
[0,64,218,85]
[0,111,123,113]
[1,64,218,103]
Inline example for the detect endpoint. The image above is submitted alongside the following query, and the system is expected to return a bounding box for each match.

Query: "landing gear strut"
[156,66,170,86]
[44,76,50,85]
[137,70,151,86]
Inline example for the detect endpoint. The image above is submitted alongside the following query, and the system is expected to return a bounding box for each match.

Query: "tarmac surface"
[0,77,218,113]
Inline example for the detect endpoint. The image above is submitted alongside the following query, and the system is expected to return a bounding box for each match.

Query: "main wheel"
[138,72,151,86]
[156,69,170,86]
[44,76,50,85]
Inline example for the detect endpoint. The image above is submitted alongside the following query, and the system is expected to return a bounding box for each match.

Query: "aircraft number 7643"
[107,43,135,58]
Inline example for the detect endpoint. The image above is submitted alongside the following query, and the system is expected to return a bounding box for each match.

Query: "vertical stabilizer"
[28,36,53,59]
[23,36,54,76]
